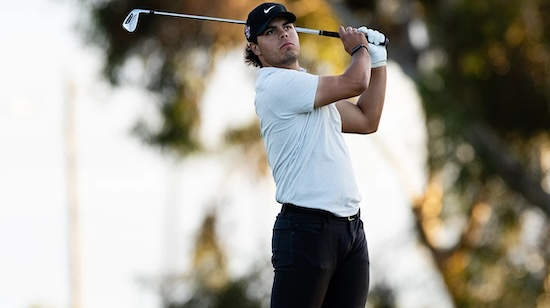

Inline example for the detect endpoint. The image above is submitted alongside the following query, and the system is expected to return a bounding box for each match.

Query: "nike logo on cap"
[264,5,275,14]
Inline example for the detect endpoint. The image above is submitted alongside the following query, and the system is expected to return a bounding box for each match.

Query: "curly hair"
[244,44,262,68]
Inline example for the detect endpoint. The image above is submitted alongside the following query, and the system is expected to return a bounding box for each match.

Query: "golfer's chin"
[282,47,299,60]
[278,53,299,67]
[262,50,299,68]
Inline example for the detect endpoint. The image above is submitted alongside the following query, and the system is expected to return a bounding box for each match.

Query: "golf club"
[122,9,389,46]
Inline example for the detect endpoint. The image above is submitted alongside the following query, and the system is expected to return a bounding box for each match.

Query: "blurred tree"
[366,283,396,308]
[81,0,252,155]
[363,0,550,306]
[317,0,550,306]
[412,0,550,306]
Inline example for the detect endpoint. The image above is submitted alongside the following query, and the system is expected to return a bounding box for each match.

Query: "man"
[244,2,387,308]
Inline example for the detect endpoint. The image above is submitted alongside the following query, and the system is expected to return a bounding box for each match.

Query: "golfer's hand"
[358,26,387,68]
[338,26,369,56]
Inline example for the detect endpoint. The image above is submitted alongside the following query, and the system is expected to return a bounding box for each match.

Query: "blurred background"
[1,0,549,307]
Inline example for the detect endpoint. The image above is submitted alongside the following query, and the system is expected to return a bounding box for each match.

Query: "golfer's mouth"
[281,42,294,49]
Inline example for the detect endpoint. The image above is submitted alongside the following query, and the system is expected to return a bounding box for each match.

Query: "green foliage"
[366,283,396,308]
[419,0,550,138]
[414,0,550,306]
[416,0,550,209]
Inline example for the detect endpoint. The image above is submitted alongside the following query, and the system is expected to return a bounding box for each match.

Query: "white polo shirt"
[254,67,361,217]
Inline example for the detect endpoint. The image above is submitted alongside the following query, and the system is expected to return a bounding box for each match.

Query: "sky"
[0,1,453,307]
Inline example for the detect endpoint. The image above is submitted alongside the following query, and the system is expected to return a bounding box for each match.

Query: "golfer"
[244,2,387,307]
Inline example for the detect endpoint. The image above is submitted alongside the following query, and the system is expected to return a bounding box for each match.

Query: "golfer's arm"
[337,66,387,134]
[314,48,371,108]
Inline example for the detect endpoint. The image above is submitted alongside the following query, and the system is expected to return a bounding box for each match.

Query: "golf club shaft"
[152,10,245,26]
[124,9,387,45]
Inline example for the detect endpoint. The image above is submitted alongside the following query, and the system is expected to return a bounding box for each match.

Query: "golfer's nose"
[279,28,289,39]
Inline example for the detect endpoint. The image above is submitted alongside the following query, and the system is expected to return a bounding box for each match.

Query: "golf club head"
[122,9,151,32]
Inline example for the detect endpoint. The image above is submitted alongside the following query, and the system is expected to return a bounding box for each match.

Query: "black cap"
[245,3,297,42]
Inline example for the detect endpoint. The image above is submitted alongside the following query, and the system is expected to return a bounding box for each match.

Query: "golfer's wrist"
[371,60,387,68]
[350,44,368,56]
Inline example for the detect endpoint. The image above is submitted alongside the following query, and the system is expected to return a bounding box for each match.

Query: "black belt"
[281,203,360,222]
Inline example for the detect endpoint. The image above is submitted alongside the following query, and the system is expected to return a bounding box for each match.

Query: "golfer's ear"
[249,43,261,56]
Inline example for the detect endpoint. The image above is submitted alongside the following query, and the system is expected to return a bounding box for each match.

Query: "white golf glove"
[358,26,387,68]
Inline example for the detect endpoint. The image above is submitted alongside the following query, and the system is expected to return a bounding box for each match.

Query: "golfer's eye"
[265,29,275,35]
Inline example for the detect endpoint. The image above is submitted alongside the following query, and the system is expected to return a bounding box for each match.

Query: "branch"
[465,123,550,217]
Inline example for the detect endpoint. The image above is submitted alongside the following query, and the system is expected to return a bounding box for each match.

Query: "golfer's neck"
[263,61,301,71]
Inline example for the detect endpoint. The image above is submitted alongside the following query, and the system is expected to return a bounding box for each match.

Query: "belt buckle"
[347,215,356,222]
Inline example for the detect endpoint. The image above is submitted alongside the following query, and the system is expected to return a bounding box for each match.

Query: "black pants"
[271,204,370,308]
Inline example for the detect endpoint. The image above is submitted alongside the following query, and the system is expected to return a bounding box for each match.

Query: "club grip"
[319,30,340,38]
[319,30,389,46]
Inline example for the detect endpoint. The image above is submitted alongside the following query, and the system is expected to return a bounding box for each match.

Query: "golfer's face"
[256,18,300,68]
